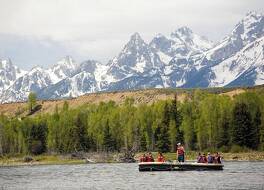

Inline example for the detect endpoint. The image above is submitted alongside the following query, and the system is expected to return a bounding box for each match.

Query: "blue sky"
[0,0,263,70]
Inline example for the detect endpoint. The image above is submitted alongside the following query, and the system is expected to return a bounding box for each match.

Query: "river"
[0,161,264,189]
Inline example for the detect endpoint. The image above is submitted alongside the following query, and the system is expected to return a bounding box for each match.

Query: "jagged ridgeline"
[0,12,264,103]
[0,87,264,156]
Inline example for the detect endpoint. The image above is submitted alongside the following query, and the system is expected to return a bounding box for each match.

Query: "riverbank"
[1,151,264,167]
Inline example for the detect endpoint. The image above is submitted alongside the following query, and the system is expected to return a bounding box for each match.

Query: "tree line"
[0,90,264,156]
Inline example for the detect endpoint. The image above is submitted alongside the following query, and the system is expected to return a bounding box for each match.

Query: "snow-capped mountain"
[209,36,264,87]
[38,60,104,99]
[0,56,78,103]
[0,59,26,94]
[0,12,264,103]
[48,56,78,83]
[106,32,163,80]
[98,32,165,91]
[204,11,264,63]
[182,11,264,87]
[1,67,53,103]
[150,27,213,64]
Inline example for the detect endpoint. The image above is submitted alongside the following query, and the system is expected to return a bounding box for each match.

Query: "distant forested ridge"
[0,90,264,156]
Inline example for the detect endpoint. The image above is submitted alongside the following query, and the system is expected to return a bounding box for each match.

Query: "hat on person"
[177,143,181,146]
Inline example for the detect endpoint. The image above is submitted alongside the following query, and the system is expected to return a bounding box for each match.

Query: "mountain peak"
[229,11,264,44]
[0,58,13,69]
[57,56,75,66]
[245,11,261,18]
[30,66,44,73]
[171,26,193,38]
[130,32,141,39]
[129,32,144,45]
[177,26,193,34]
[242,11,263,25]
[120,32,147,54]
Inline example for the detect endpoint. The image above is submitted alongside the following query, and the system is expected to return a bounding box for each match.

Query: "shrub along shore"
[1,151,264,167]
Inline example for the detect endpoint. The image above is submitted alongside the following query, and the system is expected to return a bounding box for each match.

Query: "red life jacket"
[146,156,154,162]
[157,155,165,162]
[197,156,203,163]
[177,147,185,155]
[140,156,146,162]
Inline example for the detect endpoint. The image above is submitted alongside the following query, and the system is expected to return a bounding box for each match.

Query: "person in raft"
[176,143,185,162]
[197,152,207,163]
[202,153,207,163]
[207,152,214,163]
[146,152,154,162]
[197,152,203,163]
[157,152,165,162]
[139,154,147,162]
[214,152,222,164]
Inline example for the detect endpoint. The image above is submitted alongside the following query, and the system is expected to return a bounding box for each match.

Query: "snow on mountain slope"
[38,60,106,99]
[75,60,108,91]
[205,11,264,62]
[150,27,213,65]
[106,33,163,82]
[148,27,214,88]
[182,11,264,87]
[48,56,78,83]
[0,67,53,103]
[170,26,213,52]
[38,71,97,99]
[209,36,264,87]
[0,59,26,94]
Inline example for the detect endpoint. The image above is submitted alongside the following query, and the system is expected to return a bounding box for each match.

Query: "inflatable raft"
[138,162,224,171]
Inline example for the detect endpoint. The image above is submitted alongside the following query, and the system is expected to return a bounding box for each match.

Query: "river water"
[0,161,264,190]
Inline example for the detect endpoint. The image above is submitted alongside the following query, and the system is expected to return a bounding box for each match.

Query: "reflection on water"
[0,162,264,189]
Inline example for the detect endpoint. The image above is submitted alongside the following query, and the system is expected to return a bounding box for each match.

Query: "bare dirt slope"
[0,87,247,117]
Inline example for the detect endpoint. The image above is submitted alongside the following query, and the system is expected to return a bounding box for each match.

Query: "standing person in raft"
[176,143,185,162]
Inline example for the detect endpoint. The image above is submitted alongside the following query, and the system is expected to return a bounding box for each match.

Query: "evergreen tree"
[217,112,230,148]
[252,106,261,149]
[155,102,171,152]
[170,94,183,151]
[103,120,115,152]
[232,102,252,148]
[74,111,89,151]
[27,119,47,155]
[140,131,147,151]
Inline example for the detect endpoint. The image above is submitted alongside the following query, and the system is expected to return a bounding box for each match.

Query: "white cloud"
[0,0,263,68]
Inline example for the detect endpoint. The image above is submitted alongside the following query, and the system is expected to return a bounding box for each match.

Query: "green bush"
[230,145,252,153]
[219,146,230,153]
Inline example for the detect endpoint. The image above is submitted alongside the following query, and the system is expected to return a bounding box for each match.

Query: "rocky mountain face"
[182,11,264,87]
[48,56,78,83]
[0,59,26,94]
[38,60,102,99]
[0,57,77,103]
[0,12,264,103]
